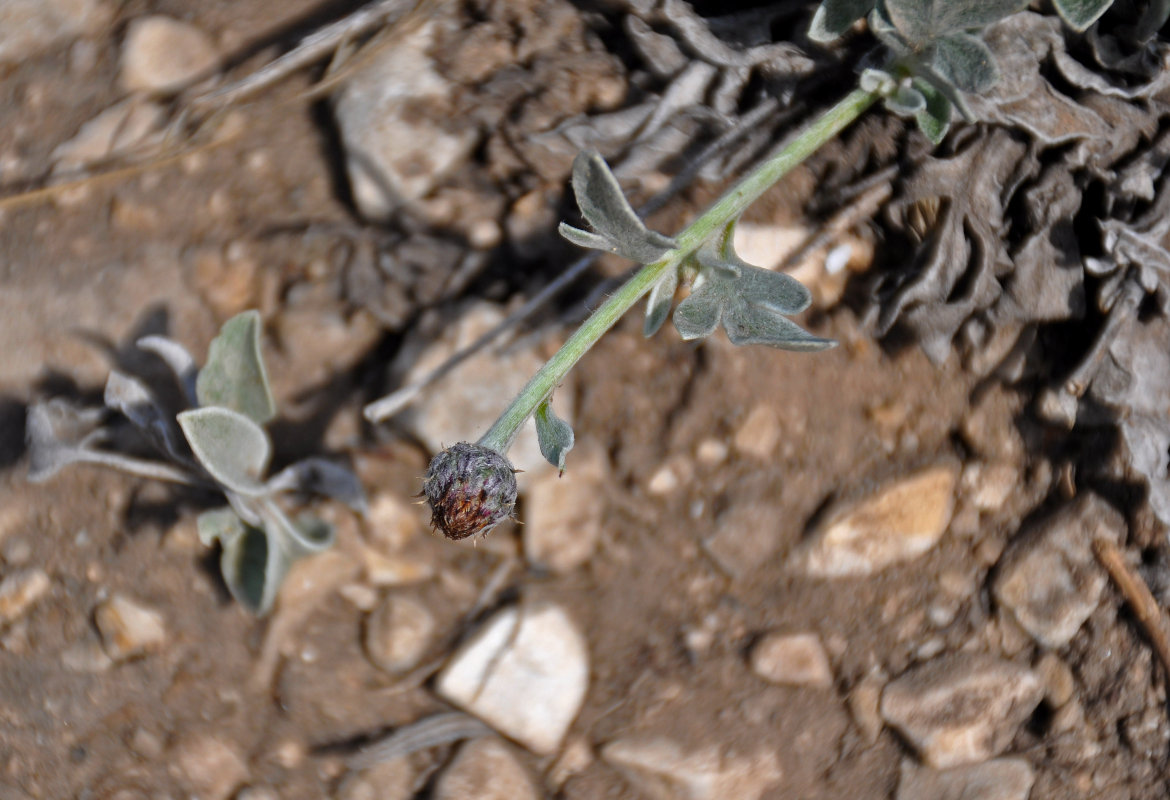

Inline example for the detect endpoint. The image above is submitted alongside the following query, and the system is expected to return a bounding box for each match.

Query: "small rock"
[750,632,834,688]
[602,736,782,800]
[333,20,477,220]
[704,503,785,578]
[434,738,538,800]
[733,404,781,460]
[395,303,568,486]
[172,734,248,800]
[0,569,49,626]
[1035,652,1076,708]
[547,736,594,791]
[94,593,167,661]
[183,241,260,319]
[120,16,219,94]
[60,640,113,673]
[337,756,415,800]
[51,99,165,173]
[695,438,728,465]
[364,493,423,551]
[363,593,435,674]
[895,757,1034,800]
[847,668,887,745]
[435,603,588,755]
[992,493,1122,649]
[791,463,959,577]
[646,464,681,495]
[0,0,105,64]
[960,461,1018,512]
[880,653,1043,768]
[523,448,606,573]
[360,549,435,588]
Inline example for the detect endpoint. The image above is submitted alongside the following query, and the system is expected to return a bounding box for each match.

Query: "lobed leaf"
[535,399,575,475]
[1053,0,1113,31]
[561,150,677,264]
[809,0,877,42]
[195,310,276,426]
[177,406,271,496]
[722,302,837,350]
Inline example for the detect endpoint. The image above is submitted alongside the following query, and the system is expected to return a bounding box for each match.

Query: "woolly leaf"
[913,78,952,143]
[196,310,276,426]
[535,399,575,475]
[932,32,998,93]
[809,0,876,42]
[1053,0,1114,31]
[177,406,270,496]
[644,267,679,337]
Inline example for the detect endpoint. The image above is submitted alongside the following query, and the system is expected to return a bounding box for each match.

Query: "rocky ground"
[0,1,1168,799]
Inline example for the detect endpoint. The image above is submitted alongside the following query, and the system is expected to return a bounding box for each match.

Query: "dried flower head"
[422,442,518,540]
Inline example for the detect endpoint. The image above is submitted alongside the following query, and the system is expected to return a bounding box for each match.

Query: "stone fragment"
[1035,652,1076,708]
[435,603,588,755]
[395,303,567,486]
[172,734,248,800]
[337,756,414,800]
[992,493,1122,648]
[0,569,49,626]
[51,99,165,173]
[704,503,784,577]
[333,20,477,220]
[0,0,104,64]
[364,493,423,550]
[363,593,435,675]
[847,668,887,745]
[880,653,1043,768]
[791,463,959,577]
[960,461,1019,512]
[61,640,113,673]
[523,449,606,573]
[94,593,167,661]
[895,757,1034,800]
[120,16,219,93]
[733,404,781,460]
[750,632,834,688]
[602,736,782,800]
[360,549,435,588]
[434,738,538,800]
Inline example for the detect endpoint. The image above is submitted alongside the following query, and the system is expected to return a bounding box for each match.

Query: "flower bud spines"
[422,442,518,541]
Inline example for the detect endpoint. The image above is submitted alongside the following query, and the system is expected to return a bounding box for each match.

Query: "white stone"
[602,736,782,800]
[333,20,477,220]
[172,734,248,800]
[992,493,1122,648]
[51,99,165,173]
[435,603,588,755]
[0,569,49,626]
[750,632,833,688]
[120,16,219,94]
[0,0,104,64]
[880,654,1043,768]
[434,738,538,800]
[791,463,959,577]
[94,593,167,660]
[395,303,568,486]
[895,757,1034,800]
[523,449,606,573]
[960,461,1019,512]
[733,404,781,460]
[363,593,435,674]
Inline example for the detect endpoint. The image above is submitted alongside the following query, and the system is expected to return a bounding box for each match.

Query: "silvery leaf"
[136,335,198,407]
[177,406,270,496]
[913,78,952,143]
[883,0,1026,43]
[535,399,575,475]
[259,498,335,557]
[1053,0,1113,31]
[860,68,897,95]
[644,266,679,337]
[809,0,877,42]
[197,507,245,548]
[561,150,677,264]
[727,259,813,316]
[195,310,276,426]
[219,521,289,615]
[266,457,368,513]
[673,285,724,340]
[104,370,188,462]
[885,83,927,115]
[931,32,998,93]
[25,400,104,482]
[722,302,837,350]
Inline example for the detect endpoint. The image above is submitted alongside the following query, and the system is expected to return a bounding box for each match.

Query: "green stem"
[478,88,878,454]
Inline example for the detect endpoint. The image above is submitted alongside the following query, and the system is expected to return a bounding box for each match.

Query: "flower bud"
[422,442,518,540]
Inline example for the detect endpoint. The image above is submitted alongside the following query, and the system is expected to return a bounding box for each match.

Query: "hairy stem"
[478,88,877,454]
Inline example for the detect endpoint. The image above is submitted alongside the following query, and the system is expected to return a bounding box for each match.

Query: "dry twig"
[1093,536,1170,681]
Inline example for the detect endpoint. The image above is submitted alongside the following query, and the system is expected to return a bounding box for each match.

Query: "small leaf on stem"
[196,310,276,425]
[535,399,575,475]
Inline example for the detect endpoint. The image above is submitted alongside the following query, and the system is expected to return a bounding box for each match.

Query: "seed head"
[422,442,518,540]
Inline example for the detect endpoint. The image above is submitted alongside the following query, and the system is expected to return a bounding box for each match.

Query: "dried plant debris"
[27,312,365,614]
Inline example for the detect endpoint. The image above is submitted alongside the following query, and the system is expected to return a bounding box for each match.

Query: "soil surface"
[0,2,1167,799]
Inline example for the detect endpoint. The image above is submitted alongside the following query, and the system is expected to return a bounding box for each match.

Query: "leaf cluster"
[810,0,1118,143]
[27,311,365,614]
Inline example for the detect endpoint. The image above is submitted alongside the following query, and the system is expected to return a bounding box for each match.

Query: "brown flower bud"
[422,442,518,540]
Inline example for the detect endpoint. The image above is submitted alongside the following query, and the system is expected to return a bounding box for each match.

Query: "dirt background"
[0,1,1167,799]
